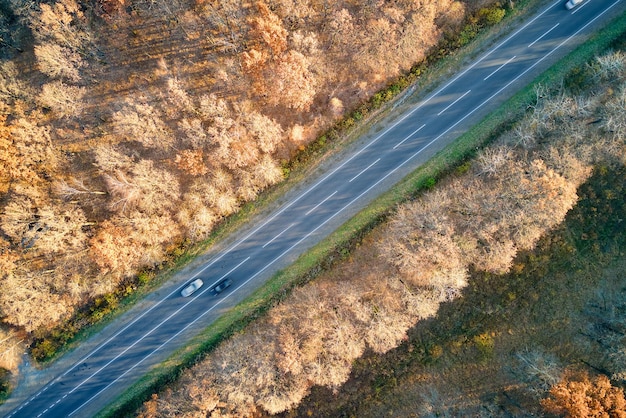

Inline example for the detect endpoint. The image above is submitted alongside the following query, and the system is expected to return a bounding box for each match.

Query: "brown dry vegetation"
[0,0,488,372]
[135,45,626,418]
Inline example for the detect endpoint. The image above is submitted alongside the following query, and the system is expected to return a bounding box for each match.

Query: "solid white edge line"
[20,0,606,415]
[13,1,564,409]
[63,257,250,415]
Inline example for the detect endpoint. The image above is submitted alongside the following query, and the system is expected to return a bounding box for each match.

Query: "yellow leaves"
[0,327,23,371]
[103,160,181,215]
[90,213,181,277]
[111,98,174,149]
[34,0,91,50]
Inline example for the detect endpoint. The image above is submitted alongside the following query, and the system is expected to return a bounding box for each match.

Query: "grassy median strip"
[97,8,626,418]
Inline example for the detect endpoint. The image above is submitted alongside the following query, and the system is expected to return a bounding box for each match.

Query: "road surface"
[3,0,624,416]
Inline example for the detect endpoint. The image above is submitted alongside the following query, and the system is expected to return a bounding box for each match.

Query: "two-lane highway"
[3,0,624,416]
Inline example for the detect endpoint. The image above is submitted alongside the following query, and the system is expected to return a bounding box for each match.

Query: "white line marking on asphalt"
[484,56,517,80]
[572,1,590,14]
[305,191,338,216]
[67,2,621,411]
[427,0,621,157]
[393,124,426,149]
[64,257,250,416]
[528,23,559,48]
[437,90,471,116]
[263,224,294,248]
[349,158,380,182]
[69,261,255,417]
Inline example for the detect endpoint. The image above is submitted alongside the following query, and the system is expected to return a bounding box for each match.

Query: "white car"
[181,278,203,297]
[565,0,583,10]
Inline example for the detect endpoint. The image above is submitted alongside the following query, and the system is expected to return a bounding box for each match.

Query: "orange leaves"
[542,371,626,417]
[111,99,174,149]
[261,50,317,111]
[90,214,181,278]
[33,43,84,82]
[174,149,208,176]
[249,1,287,58]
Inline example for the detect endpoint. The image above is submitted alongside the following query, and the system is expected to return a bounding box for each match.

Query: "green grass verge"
[96,8,626,418]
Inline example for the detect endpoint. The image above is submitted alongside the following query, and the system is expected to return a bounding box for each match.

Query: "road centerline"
[484,55,517,80]
[437,90,471,116]
[8,0,623,416]
[393,123,426,149]
[572,0,591,13]
[528,22,560,47]
[349,158,381,182]
[305,191,338,216]
[47,257,251,416]
[263,224,295,248]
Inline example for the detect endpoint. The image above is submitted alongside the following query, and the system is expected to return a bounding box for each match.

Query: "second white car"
[181,278,204,297]
[565,0,583,10]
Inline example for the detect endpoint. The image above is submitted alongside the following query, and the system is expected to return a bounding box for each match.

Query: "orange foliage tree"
[541,371,626,417]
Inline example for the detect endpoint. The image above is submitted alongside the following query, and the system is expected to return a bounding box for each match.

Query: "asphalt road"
[3,0,624,416]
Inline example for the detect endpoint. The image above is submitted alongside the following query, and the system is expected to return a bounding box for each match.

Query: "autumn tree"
[244,111,283,154]
[55,177,106,200]
[0,61,33,105]
[29,0,91,51]
[89,212,181,280]
[34,43,84,82]
[0,327,23,372]
[177,182,219,241]
[95,0,128,18]
[3,115,57,185]
[261,50,317,111]
[174,149,208,176]
[508,348,563,397]
[102,159,181,215]
[244,1,287,65]
[111,99,175,150]
[0,267,71,331]
[178,118,209,149]
[542,371,626,417]
[37,81,85,118]
[0,189,90,258]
